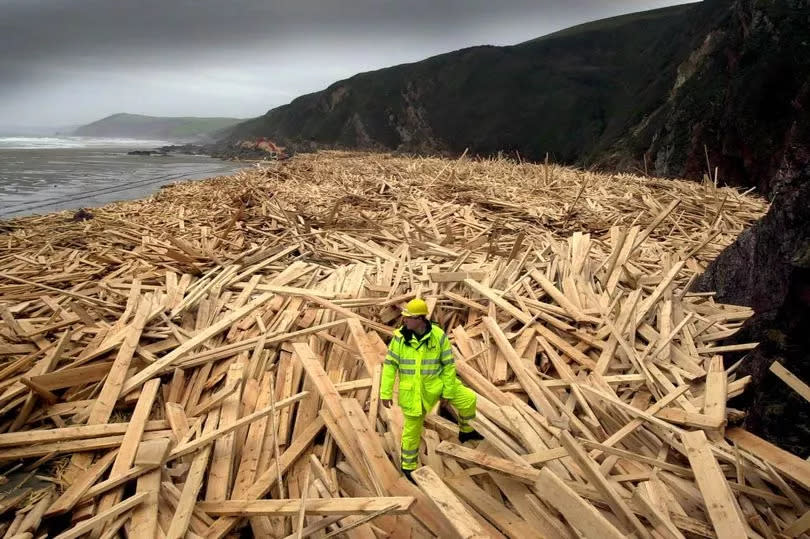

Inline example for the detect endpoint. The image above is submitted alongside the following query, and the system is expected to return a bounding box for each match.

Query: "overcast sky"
[0,0,695,128]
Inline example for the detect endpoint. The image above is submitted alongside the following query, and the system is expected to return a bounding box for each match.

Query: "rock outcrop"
[694,58,810,453]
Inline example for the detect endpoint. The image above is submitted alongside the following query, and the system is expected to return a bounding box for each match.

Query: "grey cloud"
[0,0,695,126]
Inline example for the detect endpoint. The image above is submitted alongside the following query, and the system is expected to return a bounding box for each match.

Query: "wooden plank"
[10,330,69,430]
[703,355,727,434]
[292,342,373,486]
[558,431,651,539]
[532,467,625,539]
[197,497,415,516]
[482,317,558,419]
[533,323,597,370]
[783,508,810,537]
[205,417,325,539]
[655,408,725,429]
[445,472,536,539]
[45,451,118,517]
[412,466,489,539]
[120,292,273,395]
[205,362,244,501]
[488,474,571,539]
[28,361,112,390]
[165,410,220,539]
[0,420,168,447]
[436,441,540,484]
[87,300,152,423]
[769,361,810,404]
[681,429,747,539]
[52,492,148,539]
[429,271,487,283]
[727,427,810,491]
[93,377,162,534]
[133,437,171,468]
[168,391,308,460]
[464,279,532,324]
[129,453,162,537]
[530,269,588,322]
[232,373,273,498]
[15,490,53,537]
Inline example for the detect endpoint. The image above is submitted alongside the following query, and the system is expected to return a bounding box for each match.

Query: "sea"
[0,136,244,219]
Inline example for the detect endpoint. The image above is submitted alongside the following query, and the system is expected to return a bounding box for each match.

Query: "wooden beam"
[412,466,489,539]
[727,427,810,491]
[769,361,810,404]
[532,467,625,539]
[436,441,540,484]
[52,492,148,539]
[197,497,415,516]
[681,429,747,539]
[120,292,273,395]
[558,431,651,539]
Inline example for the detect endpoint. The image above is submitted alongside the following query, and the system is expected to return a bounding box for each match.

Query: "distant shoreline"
[0,144,244,219]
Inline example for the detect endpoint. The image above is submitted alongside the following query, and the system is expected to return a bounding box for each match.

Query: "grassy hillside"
[220,0,809,193]
[75,113,242,141]
[220,3,701,163]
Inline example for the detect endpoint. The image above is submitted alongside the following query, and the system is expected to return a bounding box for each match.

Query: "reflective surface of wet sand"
[0,147,243,218]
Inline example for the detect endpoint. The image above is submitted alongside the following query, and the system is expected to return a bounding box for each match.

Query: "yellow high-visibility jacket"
[380,321,457,417]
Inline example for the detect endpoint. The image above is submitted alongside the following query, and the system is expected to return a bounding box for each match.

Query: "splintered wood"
[2,149,801,538]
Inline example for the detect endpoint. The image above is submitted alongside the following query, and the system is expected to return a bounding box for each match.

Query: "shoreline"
[0,145,250,220]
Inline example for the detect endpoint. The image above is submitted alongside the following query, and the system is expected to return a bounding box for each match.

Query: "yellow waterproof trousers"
[400,383,477,470]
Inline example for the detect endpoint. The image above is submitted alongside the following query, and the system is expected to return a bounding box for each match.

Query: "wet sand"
[0,147,243,218]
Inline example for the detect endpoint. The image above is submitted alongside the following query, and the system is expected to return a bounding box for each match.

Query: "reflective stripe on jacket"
[379,321,457,417]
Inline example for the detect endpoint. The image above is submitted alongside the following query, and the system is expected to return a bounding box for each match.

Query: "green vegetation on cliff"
[75,113,242,141]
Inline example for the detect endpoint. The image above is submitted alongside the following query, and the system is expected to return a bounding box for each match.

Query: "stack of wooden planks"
[2,150,805,538]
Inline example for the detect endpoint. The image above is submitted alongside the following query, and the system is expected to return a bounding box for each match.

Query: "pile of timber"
[1,150,805,538]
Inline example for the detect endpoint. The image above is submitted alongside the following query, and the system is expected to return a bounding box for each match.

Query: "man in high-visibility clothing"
[380,298,483,480]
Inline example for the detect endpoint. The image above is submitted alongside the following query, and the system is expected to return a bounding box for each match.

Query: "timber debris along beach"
[4,150,804,538]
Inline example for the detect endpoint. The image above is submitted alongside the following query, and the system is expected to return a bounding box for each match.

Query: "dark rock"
[156,143,207,155]
[693,52,810,453]
[72,208,94,221]
[128,150,162,156]
[619,0,810,195]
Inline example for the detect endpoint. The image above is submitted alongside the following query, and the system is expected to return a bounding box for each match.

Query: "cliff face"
[693,53,810,453]
[617,0,810,195]
[221,1,809,196]
[220,4,703,164]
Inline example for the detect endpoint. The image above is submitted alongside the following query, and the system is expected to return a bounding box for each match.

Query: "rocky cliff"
[616,0,810,194]
[220,1,809,195]
[694,63,810,453]
[219,4,703,165]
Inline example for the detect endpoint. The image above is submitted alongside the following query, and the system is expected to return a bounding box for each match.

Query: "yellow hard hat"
[402,298,429,317]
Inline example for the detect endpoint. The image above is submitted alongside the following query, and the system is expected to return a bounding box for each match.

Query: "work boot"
[459,430,484,443]
[401,468,416,484]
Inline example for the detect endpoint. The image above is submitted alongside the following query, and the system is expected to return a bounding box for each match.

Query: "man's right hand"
[381,399,393,408]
